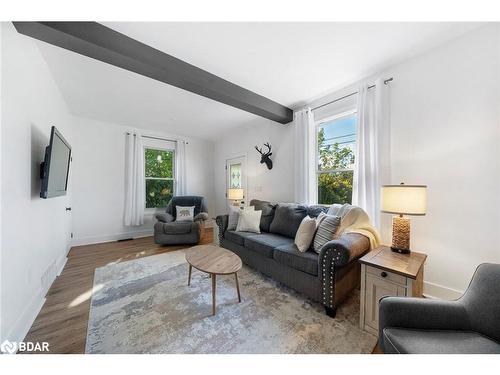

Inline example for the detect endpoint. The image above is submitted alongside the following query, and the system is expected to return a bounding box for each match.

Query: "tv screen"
[40,126,72,199]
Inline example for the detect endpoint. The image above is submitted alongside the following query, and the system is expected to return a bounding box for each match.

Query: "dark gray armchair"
[379,263,500,354]
[154,196,208,245]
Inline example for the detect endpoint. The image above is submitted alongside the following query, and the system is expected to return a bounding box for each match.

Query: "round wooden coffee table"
[185,244,243,315]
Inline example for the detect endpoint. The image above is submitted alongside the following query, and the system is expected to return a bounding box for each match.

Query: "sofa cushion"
[250,199,277,232]
[273,243,319,276]
[269,203,308,239]
[224,230,256,246]
[162,222,193,235]
[383,328,500,354]
[244,233,293,258]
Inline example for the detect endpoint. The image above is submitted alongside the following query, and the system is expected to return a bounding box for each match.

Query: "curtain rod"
[311,77,393,112]
[125,132,188,144]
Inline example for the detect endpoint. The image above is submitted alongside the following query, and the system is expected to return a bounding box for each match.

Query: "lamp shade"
[381,184,427,216]
[227,188,244,200]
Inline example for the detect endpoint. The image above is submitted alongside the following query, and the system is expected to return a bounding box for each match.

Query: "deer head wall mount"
[255,142,273,170]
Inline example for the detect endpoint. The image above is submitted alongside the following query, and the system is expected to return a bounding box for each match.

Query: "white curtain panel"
[293,108,317,204]
[176,140,187,195]
[352,78,391,229]
[124,132,145,226]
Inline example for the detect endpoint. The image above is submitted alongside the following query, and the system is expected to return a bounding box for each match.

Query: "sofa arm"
[319,233,370,271]
[318,233,370,309]
[379,297,471,352]
[156,213,174,223]
[194,212,209,222]
[379,297,470,332]
[215,215,229,243]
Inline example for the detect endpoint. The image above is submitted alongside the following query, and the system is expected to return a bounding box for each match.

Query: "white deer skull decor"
[255,142,273,170]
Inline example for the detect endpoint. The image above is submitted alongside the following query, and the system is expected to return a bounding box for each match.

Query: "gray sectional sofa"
[216,199,370,317]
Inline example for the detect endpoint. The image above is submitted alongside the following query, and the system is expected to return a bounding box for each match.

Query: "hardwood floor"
[24,229,214,354]
[24,228,380,354]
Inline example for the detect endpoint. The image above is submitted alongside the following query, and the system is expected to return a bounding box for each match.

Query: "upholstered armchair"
[154,196,209,245]
[379,263,500,354]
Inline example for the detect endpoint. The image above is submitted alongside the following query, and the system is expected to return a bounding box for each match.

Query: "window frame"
[143,144,176,213]
[315,108,358,205]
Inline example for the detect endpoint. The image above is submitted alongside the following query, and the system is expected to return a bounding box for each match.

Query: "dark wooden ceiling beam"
[13,22,293,124]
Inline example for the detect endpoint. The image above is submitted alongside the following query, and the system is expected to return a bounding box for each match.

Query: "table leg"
[187,264,192,286]
[235,272,241,303]
[211,274,216,315]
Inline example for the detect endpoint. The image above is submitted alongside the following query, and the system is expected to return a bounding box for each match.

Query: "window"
[316,111,357,205]
[229,163,242,188]
[144,148,175,209]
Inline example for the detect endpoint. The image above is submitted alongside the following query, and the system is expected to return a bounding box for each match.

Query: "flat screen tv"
[40,126,72,199]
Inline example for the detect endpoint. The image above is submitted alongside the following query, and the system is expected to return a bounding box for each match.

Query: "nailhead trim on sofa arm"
[319,233,371,309]
[215,214,229,243]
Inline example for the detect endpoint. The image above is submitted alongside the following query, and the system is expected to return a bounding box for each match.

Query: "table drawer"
[366,265,407,286]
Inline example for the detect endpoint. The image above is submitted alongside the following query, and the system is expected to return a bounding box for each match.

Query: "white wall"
[382,24,500,298]
[214,24,500,299]
[71,116,215,246]
[214,117,295,215]
[1,23,73,342]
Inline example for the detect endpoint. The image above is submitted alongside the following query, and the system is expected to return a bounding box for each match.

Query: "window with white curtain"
[316,109,357,205]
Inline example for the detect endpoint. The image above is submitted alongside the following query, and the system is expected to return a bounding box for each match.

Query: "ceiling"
[37,22,483,140]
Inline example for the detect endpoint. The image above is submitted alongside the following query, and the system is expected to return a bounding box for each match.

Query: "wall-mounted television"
[40,126,72,199]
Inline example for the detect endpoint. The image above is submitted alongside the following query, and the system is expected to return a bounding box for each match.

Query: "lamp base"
[390,246,411,254]
[391,216,411,254]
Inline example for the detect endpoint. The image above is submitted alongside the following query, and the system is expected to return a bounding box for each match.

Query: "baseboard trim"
[71,229,155,247]
[2,289,46,345]
[2,248,68,345]
[423,281,463,300]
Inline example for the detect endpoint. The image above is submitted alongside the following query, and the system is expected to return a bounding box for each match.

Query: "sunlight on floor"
[106,258,123,266]
[69,284,104,307]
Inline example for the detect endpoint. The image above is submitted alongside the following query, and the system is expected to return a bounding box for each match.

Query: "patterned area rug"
[85,250,377,353]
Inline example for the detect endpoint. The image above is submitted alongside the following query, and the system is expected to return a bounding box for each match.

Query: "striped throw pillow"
[313,214,341,253]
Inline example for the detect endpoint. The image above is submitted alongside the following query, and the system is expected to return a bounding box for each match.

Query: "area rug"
[85,250,377,353]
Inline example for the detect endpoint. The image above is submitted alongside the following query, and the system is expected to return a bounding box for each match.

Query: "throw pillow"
[316,211,327,227]
[227,205,254,231]
[294,216,317,252]
[269,203,308,239]
[176,206,195,222]
[236,209,262,233]
[313,214,341,253]
[250,199,277,232]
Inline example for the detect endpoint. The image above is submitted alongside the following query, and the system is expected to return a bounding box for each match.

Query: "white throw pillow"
[176,206,195,222]
[227,205,254,230]
[236,209,262,233]
[294,216,317,252]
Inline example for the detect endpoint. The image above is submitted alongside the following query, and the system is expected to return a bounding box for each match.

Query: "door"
[365,274,406,332]
[226,155,247,208]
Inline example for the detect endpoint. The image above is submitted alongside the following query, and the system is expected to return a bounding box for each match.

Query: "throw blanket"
[327,204,381,249]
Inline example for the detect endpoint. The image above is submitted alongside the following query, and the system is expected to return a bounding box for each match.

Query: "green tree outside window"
[144,148,175,208]
[317,118,356,205]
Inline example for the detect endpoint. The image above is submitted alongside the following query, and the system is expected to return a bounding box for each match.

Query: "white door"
[365,274,407,332]
[226,155,247,208]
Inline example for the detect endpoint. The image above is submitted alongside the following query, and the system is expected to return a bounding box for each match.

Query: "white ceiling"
[37,22,483,140]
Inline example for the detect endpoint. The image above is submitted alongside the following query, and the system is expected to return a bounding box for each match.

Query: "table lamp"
[227,188,244,208]
[381,183,427,254]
